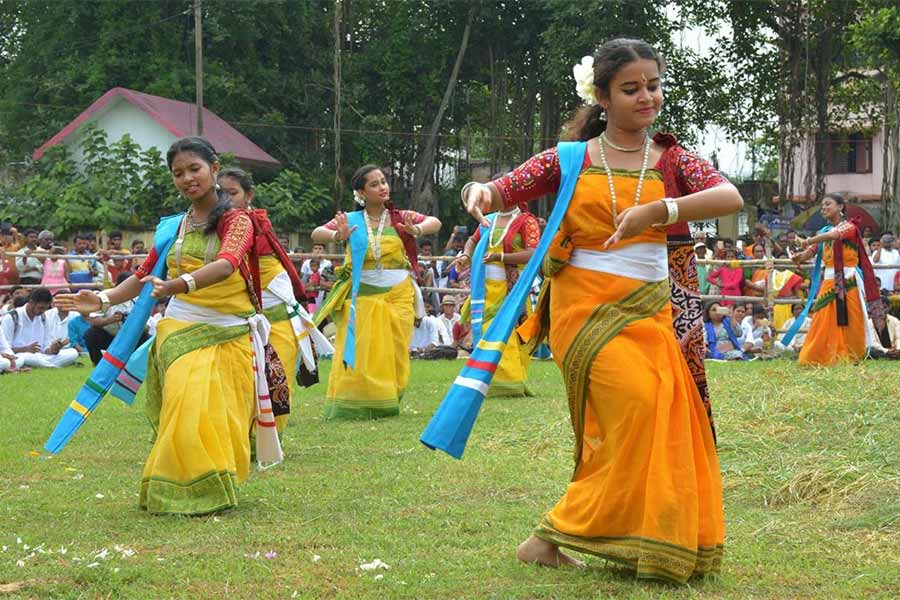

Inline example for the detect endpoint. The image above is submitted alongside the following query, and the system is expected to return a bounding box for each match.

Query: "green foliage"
[0,125,179,234]
[254,169,332,233]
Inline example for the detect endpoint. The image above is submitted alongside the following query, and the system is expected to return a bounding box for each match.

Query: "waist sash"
[569,243,668,282]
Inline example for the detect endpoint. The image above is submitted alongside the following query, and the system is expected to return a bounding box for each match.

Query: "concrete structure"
[783,130,882,202]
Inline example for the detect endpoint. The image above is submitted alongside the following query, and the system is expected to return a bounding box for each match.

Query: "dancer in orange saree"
[786,194,881,366]
[458,39,743,583]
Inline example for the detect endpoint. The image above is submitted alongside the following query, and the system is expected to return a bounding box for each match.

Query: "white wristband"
[653,198,679,227]
[179,273,197,293]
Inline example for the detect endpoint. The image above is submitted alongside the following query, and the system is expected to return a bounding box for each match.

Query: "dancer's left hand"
[603,205,658,249]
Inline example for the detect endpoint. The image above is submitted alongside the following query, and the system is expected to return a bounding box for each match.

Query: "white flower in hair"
[353,191,366,206]
[572,55,597,106]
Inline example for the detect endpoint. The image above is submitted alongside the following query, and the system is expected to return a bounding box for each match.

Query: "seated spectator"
[706,248,744,305]
[0,287,79,368]
[0,244,18,288]
[1,286,29,316]
[44,291,84,354]
[873,232,900,291]
[867,297,900,358]
[130,239,146,272]
[744,304,775,356]
[83,273,147,365]
[302,257,322,311]
[68,233,100,285]
[704,302,747,360]
[453,320,473,354]
[437,295,460,346]
[0,323,16,373]
[147,298,168,337]
[777,302,812,353]
[301,242,331,276]
[14,229,44,285]
[41,245,69,295]
[410,313,441,354]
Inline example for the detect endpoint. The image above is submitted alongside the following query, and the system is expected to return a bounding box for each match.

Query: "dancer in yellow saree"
[312,165,442,419]
[457,40,743,583]
[56,137,279,515]
[456,206,539,396]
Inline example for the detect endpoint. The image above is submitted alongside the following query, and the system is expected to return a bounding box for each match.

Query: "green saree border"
[561,279,670,471]
[139,469,238,516]
[323,398,400,420]
[535,516,723,584]
[810,277,858,313]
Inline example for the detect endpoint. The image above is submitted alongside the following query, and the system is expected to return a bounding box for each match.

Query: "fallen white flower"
[59,547,67,555]
[95,493,105,499]
[73,474,84,480]
[359,559,390,571]
[374,574,384,581]
[16,560,24,567]
[2,545,7,552]
[94,548,109,560]
[87,562,100,568]
[16,537,21,545]
[312,554,321,563]
[114,568,120,573]
[19,485,29,489]
[23,544,29,551]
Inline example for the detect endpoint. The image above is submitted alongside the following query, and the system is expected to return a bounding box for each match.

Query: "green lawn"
[1,358,898,599]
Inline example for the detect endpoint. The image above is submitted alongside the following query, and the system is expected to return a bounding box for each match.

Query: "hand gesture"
[55,289,101,315]
[140,275,174,299]
[397,213,422,237]
[463,183,492,228]
[451,253,470,270]
[483,252,501,264]
[603,205,655,249]
[22,341,40,353]
[333,211,358,241]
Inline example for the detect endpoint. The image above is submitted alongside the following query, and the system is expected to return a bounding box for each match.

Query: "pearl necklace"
[364,209,388,271]
[597,135,652,223]
[489,206,520,245]
[601,131,649,153]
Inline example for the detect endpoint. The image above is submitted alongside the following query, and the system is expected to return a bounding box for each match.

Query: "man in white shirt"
[867,298,900,357]
[436,295,460,346]
[14,228,43,284]
[410,315,442,354]
[301,243,332,276]
[0,324,15,372]
[873,233,900,291]
[0,287,78,368]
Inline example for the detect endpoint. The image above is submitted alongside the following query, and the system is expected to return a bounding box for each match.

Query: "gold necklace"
[600,131,648,153]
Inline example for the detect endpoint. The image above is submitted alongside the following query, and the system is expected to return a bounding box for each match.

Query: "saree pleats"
[139,243,256,515]
[325,278,415,419]
[798,278,866,366]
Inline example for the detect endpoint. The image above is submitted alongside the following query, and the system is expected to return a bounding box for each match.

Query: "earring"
[215,182,221,190]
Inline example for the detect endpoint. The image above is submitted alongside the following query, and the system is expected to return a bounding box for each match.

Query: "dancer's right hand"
[464,184,492,228]
[55,289,101,315]
[334,211,358,241]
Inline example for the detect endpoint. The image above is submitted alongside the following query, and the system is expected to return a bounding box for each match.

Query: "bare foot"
[516,535,585,568]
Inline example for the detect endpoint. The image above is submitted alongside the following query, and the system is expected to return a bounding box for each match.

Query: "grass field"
[0,357,899,599]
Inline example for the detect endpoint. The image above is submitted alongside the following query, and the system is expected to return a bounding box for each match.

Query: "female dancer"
[454,203,539,396]
[311,165,441,419]
[56,137,278,515]
[218,168,331,433]
[786,194,880,365]
[458,39,742,582]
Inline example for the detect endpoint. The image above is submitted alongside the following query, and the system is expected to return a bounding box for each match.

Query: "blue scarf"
[781,225,829,347]
[341,210,370,369]
[44,214,183,454]
[704,317,745,360]
[420,141,586,459]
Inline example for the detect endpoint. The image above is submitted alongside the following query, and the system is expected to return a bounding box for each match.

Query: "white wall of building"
[787,130,884,199]
[62,98,177,168]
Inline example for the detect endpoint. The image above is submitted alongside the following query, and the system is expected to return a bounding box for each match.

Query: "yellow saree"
[140,230,256,515]
[315,229,415,419]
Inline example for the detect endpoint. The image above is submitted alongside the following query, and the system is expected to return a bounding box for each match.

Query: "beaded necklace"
[364,208,388,271]
[597,135,652,223]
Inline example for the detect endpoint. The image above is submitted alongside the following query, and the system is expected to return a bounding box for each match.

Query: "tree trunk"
[777,1,804,210]
[883,76,900,232]
[411,2,477,215]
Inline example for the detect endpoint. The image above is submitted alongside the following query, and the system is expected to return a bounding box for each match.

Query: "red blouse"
[470,212,541,250]
[135,211,254,279]
[493,134,729,210]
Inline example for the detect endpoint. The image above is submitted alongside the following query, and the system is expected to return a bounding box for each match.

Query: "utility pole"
[333,0,343,212]
[194,0,204,135]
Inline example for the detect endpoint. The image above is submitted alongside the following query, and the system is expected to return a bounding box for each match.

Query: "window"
[826,133,873,174]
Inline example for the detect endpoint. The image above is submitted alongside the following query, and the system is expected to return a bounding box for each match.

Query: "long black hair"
[350,164,382,209]
[561,38,665,141]
[219,167,254,192]
[166,136,231,234]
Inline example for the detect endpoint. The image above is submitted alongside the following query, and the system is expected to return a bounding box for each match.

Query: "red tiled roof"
[33,87,280,167]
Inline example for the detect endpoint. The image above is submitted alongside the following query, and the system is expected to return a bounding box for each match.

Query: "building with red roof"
[33,87,280,169]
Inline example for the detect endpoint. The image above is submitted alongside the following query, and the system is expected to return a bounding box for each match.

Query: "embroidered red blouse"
[134,211,254,279]
[492,132,729,237]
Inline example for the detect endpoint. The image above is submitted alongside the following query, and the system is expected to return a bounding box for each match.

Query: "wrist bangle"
[179,273,197,294]
[653,198,679,227]
[460,181,489,209]
[500,251,505,264]
[94,291,111,314]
